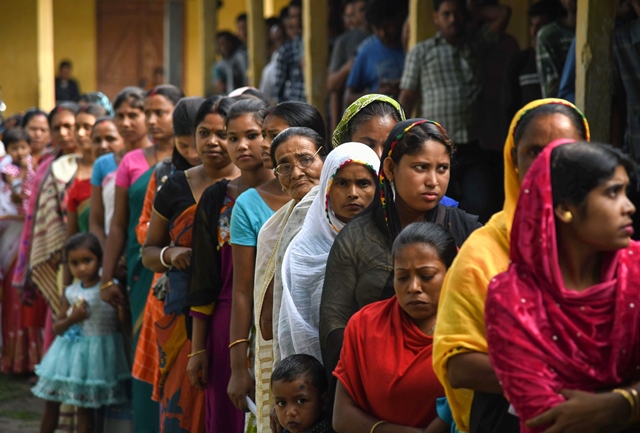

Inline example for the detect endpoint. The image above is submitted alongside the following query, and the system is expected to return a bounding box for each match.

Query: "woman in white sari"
[277,142,380,362]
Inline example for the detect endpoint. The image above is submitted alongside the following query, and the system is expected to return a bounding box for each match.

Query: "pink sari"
[485,140,640,432]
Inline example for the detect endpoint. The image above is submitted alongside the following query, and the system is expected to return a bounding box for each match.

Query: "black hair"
[173,97,206,136]
[551,142,636,215]
[227,98,270,128]
[216,31,242,52]
[48,102,80,127]
[194,96,231,129]
[345,101,403,142]
[266,16,280,28]
[513,103,588,146]
[64,232,103,265]
[21,108,48,129]
[367,0,408,27]
[270,126,325,168]
[528,0,565,19]
[145,84,184,106]
[280,6,290,21]
[392,222,458,268]
[390,122,455,164]
[271,354,328,396]
[289,0,302,9]
[92,116,116,132]
[266,102,328,153]
[59,59,72,69]
[78,103,108,119]
[235,88,271,105]
[237,12,247,22]
[433,0,466,12]
[113,86,146,111]
[3,127,31,147]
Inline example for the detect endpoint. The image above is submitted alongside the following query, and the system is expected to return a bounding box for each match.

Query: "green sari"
[127,166,159,433]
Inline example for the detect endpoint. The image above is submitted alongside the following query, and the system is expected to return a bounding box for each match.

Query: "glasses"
[273,147,321,177]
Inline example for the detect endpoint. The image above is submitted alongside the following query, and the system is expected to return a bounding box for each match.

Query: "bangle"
[370,420,386,433]
[100,280,115,291]
[613,388,636,422]
[228,338,250,349]
[160,246,172,269]
[187,349,206,358]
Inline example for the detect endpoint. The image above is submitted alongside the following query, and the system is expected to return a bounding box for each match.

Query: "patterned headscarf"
[332,94,405,149]
[80,91,114,116]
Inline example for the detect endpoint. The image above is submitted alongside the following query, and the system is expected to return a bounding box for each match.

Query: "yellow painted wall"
[503,0,531,49]
[184,0,205,96]
[218,0,246,32]
[0,1,41,113]
[53,0,97,94]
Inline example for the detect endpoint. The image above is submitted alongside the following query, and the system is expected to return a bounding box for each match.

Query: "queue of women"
[0,83,639,433]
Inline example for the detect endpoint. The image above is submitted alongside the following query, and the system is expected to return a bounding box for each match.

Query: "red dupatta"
[334,296,444,427]
[485,139,640,432]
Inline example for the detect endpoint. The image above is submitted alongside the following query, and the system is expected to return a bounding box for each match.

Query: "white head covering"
[278,142,380,362]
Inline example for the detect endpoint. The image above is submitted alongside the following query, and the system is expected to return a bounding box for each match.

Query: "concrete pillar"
[247,0,267,88]
[575,0,615,142]
[302,0,328,109]
[184,0,217,96]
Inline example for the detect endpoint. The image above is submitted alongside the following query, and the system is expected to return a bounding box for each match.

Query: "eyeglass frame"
[272,147,322,177]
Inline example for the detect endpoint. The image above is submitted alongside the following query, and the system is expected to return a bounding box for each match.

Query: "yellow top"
[432,98,590,432]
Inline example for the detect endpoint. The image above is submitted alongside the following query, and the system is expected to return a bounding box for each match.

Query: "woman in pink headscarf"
[485,139,640,433]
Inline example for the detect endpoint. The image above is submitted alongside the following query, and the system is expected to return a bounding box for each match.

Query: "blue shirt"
[558,38,576,103]
[230,188,275,247]
[90,153,117,187]
[346,36,405,92]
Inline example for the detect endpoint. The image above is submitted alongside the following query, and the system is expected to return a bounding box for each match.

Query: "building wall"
[0,1,42,113]
[53,0,97,94]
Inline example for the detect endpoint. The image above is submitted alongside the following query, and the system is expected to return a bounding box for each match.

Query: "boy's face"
[7,140,30,166]
[272,378,325,433]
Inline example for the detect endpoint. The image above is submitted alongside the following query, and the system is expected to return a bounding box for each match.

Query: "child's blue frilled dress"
[32,281,131,408]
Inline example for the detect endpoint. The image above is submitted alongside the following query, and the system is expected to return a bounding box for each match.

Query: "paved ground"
[0,374,43,433]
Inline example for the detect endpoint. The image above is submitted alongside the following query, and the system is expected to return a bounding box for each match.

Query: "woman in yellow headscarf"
[432,99,590,433]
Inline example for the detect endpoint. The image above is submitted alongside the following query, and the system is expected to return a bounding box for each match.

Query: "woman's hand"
[165,247,192,270]
[270,405,284,433]
[525,389,629,433]
[100,282,126,308]
[227,367,254,412]
[186,352,208,390]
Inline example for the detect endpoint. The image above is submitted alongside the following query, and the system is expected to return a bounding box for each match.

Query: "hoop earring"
[390,181,396,201]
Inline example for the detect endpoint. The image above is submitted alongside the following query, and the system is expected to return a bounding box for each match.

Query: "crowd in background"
[1,1,640,433]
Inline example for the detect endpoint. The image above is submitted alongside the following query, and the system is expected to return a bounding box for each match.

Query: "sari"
[253,187,318,432]
[152,171,205,433]
[188,180,244,433]
[278,143,380,362]
[334,296,444,427]
[0,187,45,373]
[120,160,159,433]
[13,152,77,312]
[432,99,590,433]
[485,140,640,432]
[66,177,92,232]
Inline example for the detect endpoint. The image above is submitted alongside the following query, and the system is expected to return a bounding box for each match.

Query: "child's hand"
[187,351,208,390]
[69,300,90,323]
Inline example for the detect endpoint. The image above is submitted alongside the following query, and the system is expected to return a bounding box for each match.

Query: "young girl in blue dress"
[32,232,130,433]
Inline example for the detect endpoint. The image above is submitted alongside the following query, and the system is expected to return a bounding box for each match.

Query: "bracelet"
[370,420,386,433]
[228,338,250,349]
[187,349,206,358]
[100,280,115,291]
[613,388,636,422]
[160,246,172,269]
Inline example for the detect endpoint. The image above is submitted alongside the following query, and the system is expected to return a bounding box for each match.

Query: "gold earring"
[282,187,287,192]
[564,211,573,222]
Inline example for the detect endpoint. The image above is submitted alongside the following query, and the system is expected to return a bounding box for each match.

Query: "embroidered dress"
[32,282,130,407]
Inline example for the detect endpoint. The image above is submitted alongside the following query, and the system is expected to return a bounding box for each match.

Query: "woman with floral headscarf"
[320,118,481,415]
[433,99,590,433]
